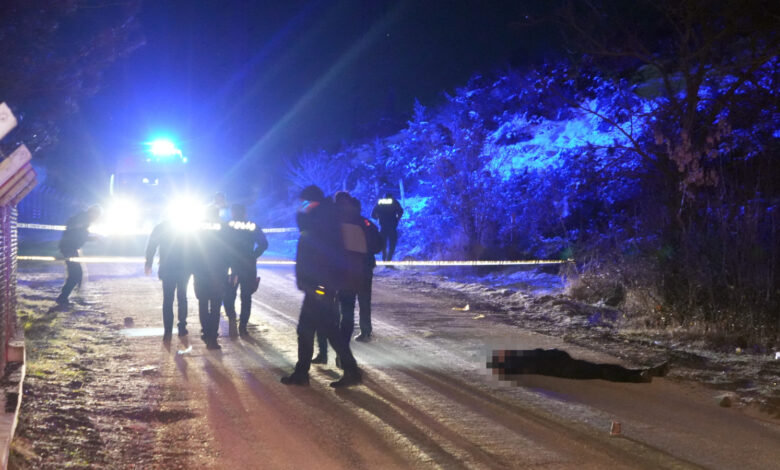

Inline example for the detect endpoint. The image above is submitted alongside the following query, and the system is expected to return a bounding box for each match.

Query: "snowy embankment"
[377,265,780,418]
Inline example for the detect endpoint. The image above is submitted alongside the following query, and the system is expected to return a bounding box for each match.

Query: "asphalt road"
[20,262,780,469]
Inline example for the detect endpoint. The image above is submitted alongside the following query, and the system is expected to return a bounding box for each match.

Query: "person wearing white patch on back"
[371,193,403,261]
[313,192,381,364]
[281,185,362,388]
[223,203,268,337]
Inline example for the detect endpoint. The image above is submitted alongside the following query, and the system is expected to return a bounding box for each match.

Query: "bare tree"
[0,0,144,156]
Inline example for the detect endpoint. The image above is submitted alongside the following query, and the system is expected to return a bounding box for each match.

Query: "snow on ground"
[376,265,780,418]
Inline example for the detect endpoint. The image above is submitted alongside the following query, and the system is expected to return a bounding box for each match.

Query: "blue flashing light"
[149,139,182,158]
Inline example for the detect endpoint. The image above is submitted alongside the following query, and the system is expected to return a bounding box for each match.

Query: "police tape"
[18,256,148,263]
[18,256,570,266]
[376,259,572,266]
[16,256,299,264]
[18,222,297,234]
[18,223,66,231]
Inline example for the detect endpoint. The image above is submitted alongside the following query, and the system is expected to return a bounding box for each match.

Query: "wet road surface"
[18,262,780,469]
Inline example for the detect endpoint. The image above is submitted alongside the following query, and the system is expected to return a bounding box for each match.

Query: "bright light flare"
[90,197,142,236]
[149,139,182,157]
[166,196,204,232]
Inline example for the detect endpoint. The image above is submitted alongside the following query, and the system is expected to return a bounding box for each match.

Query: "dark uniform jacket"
[145,221,192,280]
[295,199,343,294]
[371,197,403,230]
[192,221,229,286]
[223,219,269,278]
[362,216,382,269]
[337,202,368,292]
[59,211,93,256]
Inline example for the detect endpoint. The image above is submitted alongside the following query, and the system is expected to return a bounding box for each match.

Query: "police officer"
[223,203,268,337]
[56,205,102,306]
[371,192,403,261]
[145,219,193,341]
[192,204,228,350]
[212,191,230,221]
[353,196,382,342]
[313,193,380,363]
[281,185,362,387]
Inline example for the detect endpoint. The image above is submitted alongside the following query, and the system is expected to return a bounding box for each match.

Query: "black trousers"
[491,349,646,383]
[194,275,223,341]
[380,227,398,261]
[223,273,254,327]
[57,251,82,302]
[296,292,358,375]
[316,275,373,355]
[161,274,190,333]
[357,271,373,337]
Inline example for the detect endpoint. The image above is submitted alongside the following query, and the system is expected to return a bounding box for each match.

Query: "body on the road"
[489,349,669,383]
[371,193,403,262]
[223,203,268,337]
[56,205,102,305]
[145,220,193,340]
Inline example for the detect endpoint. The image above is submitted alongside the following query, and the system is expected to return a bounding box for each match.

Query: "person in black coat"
[145,220,193,341]
[313,193,381,363]
[281,185,362,388]
[55,205,102,305]
[488,349,669,383]
[192,205,228,350]
[353,197,382,342]
[223,203,268,337]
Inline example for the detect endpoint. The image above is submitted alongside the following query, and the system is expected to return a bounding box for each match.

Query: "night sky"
[73,0,539,196]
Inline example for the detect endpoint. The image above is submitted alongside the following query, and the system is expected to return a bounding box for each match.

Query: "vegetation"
[0,0,143,158]
[285,0,780,344]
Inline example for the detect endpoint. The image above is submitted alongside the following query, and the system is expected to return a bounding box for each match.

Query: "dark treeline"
[286,0,780,344]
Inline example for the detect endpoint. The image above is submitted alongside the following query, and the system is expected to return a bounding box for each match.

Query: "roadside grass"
[9,299,95,469]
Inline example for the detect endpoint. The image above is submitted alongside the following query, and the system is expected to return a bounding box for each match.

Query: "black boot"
[311,353,328,364]
[354,333,371,342]
[281,372,310,386]
[330,368,362,388]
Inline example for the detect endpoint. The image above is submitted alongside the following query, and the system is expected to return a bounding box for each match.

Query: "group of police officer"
[144,195,268,350]
[57,188,404,388]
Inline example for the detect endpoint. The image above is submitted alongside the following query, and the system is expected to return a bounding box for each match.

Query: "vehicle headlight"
[166,196,204,231]
[90,197,141,236]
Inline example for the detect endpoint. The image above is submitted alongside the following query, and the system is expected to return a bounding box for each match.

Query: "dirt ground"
[9,276,177,469]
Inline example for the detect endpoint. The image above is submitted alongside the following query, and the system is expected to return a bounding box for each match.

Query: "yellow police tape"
[18,222,297,234]
[17,223,572,266]
[376,259,571,266]
[18,256,570,266]
[18,223,67,231]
